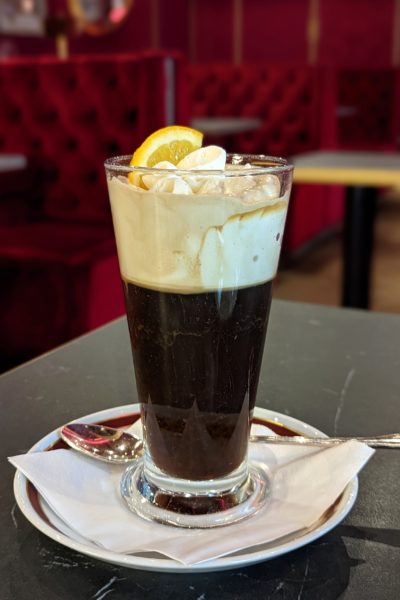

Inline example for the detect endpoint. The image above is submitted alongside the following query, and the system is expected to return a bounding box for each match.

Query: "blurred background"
[1,0,399,373]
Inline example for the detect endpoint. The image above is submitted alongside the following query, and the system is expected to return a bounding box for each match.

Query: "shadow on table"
[9,525,381,600]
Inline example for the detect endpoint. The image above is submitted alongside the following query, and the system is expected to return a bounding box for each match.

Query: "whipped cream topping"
[107,146,290,293]
[139,146,226,194]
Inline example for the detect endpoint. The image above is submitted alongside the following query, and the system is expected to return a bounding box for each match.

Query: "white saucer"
[13,404,358,573]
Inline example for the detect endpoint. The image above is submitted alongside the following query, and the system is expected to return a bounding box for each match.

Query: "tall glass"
[104,154,293,527]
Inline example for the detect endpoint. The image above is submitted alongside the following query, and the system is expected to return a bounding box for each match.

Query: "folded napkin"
[9,421,374,565]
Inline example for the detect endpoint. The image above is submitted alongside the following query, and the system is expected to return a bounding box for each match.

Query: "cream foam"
[108,173,289,293]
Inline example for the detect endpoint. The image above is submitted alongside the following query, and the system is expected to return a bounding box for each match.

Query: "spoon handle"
[249,433,400,449]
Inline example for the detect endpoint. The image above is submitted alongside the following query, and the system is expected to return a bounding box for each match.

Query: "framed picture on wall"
[0,0,47,36]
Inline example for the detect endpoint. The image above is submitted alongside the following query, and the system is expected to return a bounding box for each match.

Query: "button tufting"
[125,109,137,124]
[85,170,98,183]
[106,140,120,153]
[29,79,39,91]
[83,109,98,123]
[64,138,78,151]
[107,76,118,88]
[9,106,21,122]
[44,167,59,182]
[39,109,58,124]
[67,196,80,208]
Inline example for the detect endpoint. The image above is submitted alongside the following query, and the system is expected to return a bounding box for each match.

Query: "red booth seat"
[187,63,320,157]
[0,51,186,223]
[0,51,187,366]
[319,67,400,151]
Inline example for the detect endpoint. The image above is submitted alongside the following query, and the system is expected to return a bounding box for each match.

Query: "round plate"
[13,404,358,573]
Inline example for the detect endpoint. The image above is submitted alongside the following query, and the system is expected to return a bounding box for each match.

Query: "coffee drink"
[124,279,273,480]
[106,153,291,491]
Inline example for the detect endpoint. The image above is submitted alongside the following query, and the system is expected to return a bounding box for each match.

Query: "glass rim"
[104,153,293,177]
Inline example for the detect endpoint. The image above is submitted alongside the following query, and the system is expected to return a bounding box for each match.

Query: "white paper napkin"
[9,421,374,565]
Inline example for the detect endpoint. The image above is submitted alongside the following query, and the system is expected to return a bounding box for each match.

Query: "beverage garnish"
[130,125,203,168]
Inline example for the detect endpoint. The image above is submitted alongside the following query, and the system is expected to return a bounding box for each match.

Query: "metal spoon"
[60,423,144,463]
[60,422,400,464]
[250,434,400,448]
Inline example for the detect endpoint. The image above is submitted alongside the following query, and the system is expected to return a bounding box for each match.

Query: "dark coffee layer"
[123,280,273,480]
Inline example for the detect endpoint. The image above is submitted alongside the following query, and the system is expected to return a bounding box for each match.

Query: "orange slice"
[130,126,203,168]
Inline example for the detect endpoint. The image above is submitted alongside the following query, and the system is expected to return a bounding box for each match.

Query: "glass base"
[120,460,270,529]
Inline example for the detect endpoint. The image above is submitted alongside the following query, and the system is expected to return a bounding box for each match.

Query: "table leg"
[342,186,377,309]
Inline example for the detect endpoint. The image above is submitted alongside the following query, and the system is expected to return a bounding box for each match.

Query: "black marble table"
[2,300,400,599]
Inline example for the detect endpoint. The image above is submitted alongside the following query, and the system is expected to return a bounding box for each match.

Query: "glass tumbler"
[104,154,293,528]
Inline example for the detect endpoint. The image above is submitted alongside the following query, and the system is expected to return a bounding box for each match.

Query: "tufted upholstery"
[0,51,187,368]
[0,51,187,223]
[187,63,319,156]
[329,68,400,151]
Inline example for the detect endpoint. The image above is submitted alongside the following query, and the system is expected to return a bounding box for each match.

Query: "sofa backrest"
[0,51,187,224]
[323,67,400,151]
[186,63,320,157]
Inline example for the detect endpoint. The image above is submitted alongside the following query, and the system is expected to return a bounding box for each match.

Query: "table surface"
[0,154,27,173]
[292,150,400,187]
[2,300,400,599]
[190,117,262,136]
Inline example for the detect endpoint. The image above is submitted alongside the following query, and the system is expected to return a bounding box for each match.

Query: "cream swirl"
[107,147,290,293]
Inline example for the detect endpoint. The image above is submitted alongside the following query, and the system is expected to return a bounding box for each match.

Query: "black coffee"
[123,279,273,480]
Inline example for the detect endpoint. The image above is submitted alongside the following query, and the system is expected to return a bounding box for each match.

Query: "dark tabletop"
[1,300,400,599]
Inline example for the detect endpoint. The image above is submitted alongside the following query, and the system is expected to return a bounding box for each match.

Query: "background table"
[2,301,400,599]
[292,151,400,309]
[0,154,27,173]
[190,117,262,136]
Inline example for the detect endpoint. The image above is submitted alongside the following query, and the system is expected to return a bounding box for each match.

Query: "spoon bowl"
[60,423,143,463]
[60,422,400,464]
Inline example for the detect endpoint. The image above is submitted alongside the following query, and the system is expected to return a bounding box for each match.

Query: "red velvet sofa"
[0,51,187,367]
[187,63,320,156]
[319,67,400,151]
